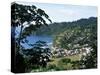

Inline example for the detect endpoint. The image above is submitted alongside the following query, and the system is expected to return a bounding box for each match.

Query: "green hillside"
[35,17,97,37]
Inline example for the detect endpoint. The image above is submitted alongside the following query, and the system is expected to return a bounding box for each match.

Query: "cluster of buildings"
[51,46,93,58]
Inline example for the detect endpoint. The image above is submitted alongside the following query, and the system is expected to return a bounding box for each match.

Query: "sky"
[16,1,97,23]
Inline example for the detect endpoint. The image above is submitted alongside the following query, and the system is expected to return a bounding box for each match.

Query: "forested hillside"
[35,17,97,37]
[35,17,97,69]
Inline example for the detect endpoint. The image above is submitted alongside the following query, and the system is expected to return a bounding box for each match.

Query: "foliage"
[35,17,96,36]
[11,2,52,73]
[47,64,57,70]
[28,17,97,72]
[53,17,97,49]
[11,2,52,44]
[23,41,51,69]
[79,44,97,69]
[11,2,97,72]
[53,17,97,69]
[11,2,51,27]
[59,58,71,64]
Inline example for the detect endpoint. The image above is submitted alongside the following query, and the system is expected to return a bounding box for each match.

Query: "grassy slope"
[48,54,81,70]
[31,54,81,72]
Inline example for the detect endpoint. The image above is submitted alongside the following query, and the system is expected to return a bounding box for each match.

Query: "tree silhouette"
[24,41,51,68]
[11,2,52,52]
[11,2,52,73]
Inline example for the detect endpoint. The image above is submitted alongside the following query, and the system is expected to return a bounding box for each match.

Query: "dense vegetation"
[53,17,97,48]
[35,17,97,36]
[55,17,97,69]
[35,17,97,71]
[53,17,97,69]
[11,2,97,73]
[11,2,52,73]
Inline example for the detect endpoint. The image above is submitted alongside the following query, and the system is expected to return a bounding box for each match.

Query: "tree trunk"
[18,25,23,53]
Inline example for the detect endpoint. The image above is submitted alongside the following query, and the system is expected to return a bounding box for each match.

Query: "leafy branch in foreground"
[11,2,52,73]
